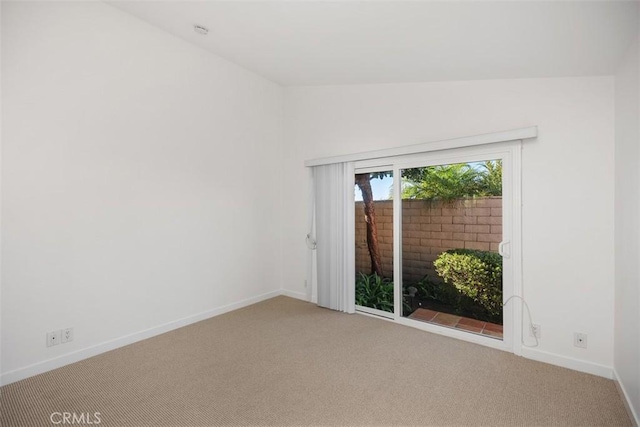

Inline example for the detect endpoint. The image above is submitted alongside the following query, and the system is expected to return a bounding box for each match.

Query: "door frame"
[353,140,523,355]
[353,165,395,319]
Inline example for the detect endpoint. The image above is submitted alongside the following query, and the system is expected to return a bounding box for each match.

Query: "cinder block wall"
[355,197,502,283]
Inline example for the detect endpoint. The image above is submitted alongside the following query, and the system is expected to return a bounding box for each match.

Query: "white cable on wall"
[503,295,538,347]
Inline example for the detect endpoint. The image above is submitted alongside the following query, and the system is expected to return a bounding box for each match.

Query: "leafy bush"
[414,276,460,306]
[355,273,394,312]
[433,249,503,318]
[410,276,483,320]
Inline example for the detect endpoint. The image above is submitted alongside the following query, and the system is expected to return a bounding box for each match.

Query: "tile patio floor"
[408,308,503,340]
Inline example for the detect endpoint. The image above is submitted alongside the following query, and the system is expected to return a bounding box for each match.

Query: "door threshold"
[408,308,503,340]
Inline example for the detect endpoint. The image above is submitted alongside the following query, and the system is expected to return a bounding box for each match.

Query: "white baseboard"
[1,289,621,394]
[613,369,640,426]
[0,290,281,386]
[521,347,613,379]
[279,289,308,301]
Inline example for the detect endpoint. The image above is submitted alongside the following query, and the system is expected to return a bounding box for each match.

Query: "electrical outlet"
[530,324,541,339]
[574,332,587,349]
[61,328,74,343]
[46,331,60,347]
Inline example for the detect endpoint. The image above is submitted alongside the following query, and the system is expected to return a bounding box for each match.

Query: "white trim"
[355,305,394,319]
[354,308,614,378]
[4,287,617,394]
[356,140,519,170]
[0,290,282,386]
[280,289,308,301]
[355,310,396,323]
[521,347,613,379]
[355,165,394,174]
[365,311,614,379]
[511,143,524,356]
[345,163,356,313]
[395,316,509,352]
[393,165,402,320]
[613,369,640,426]
[305,126,537,167]
[306,167,315,303]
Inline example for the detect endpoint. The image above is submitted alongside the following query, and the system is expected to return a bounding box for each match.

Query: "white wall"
[0,0,4,381]
[283,77,615,375]
[1,2,283,382]
[614,26,640,421]
[0,0,627,392]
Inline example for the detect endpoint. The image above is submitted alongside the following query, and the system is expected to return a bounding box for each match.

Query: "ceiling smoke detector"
[194,25,209,35]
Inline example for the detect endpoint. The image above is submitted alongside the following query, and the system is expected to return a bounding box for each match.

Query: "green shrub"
[411,276,481,319]
[412,276,456,305]
[355,273,394,312]
[433,249,503,318]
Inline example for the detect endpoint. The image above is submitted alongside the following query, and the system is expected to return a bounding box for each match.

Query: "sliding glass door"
[353,143,519,353]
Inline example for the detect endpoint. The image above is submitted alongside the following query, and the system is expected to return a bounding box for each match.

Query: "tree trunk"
[355,174,384,277]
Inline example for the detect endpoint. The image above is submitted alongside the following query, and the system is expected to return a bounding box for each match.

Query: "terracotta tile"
[457,317,486,329]
[481,329,504,339]
[484,322,504,333]
[411,309,502,338]
[408,308,438,322]
[430,312,461,327]
[455,323,484,334]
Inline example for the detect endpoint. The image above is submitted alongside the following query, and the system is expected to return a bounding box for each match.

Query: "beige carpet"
[1,296,631,426]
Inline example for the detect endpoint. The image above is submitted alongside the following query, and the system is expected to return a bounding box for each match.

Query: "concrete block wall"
[355,197,502,283]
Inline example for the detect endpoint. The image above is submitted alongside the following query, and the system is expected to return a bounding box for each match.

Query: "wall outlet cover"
[46,331,60,347]
[61,328,74,343]
[530,324,541,339]
[574,332,588,349]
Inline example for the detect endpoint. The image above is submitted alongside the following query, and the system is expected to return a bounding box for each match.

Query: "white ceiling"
[109,1,639,86]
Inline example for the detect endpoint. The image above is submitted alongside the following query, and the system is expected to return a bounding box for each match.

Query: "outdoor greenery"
[479,160,502,196]
[355,273,415,313]
[355,172,390,277]
[433,249,503,319]
[412,276,462,307]
[402,160,502,200]
[356,161,502,278]
[355,272,394,312]
[356,269,501,323]
[356,160,504,324]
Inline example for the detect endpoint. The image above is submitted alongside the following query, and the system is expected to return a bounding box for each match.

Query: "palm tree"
[401,160,502,200]
[478,160,502,196]
[402,164,480,200]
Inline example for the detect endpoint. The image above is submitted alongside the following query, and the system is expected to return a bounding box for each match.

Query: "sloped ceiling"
[109,1,639,86]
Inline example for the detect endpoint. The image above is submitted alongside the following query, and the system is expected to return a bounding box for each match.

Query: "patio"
[408,308,503,339]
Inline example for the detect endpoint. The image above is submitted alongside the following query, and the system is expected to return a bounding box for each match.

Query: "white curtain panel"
[312,162,355,313]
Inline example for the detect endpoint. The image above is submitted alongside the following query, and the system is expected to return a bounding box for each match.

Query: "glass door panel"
[400,160,504,339]
[354,170,394,317]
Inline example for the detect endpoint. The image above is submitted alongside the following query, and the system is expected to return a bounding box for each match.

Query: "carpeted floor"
[0,296,632,426]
